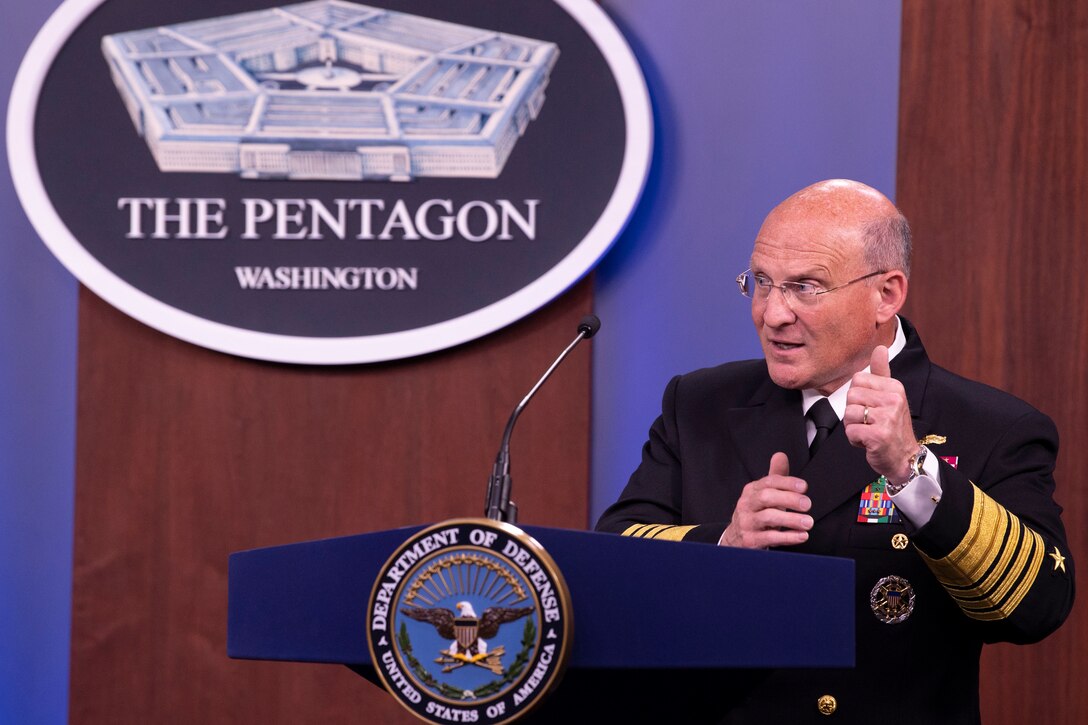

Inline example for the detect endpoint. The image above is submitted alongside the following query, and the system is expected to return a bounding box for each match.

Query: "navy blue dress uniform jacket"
[595,319,1074,724]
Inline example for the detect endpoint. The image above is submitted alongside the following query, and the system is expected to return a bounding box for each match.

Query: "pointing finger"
[870,345,891,378]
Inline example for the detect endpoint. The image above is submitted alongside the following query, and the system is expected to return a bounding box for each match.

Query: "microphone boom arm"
[484,316,599,522]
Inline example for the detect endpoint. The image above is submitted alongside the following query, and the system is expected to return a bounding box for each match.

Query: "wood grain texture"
[69,281,593,724]
[899,2,1086,722]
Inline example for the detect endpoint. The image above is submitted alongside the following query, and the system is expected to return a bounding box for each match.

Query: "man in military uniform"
[596,179,1074,723]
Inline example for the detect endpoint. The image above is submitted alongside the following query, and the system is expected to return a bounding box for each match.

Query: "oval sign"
[8,0,651,364]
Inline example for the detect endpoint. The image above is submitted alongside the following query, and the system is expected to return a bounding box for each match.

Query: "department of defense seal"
[367,519,572,724]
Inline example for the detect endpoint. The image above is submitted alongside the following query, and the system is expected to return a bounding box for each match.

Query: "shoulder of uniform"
[674,359,768,397]
[925,363,1052,426]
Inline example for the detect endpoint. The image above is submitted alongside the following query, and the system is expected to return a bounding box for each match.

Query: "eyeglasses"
[735,269,886,306]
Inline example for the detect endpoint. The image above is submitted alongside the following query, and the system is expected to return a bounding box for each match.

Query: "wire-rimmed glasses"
[735,269,886,306]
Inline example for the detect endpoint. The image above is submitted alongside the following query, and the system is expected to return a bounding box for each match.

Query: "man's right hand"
[718,452,813,549]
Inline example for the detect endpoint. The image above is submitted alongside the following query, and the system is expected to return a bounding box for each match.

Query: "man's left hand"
[844,346,917,483]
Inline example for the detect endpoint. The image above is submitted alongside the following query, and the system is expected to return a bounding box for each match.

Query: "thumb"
[768,451,790,477]
[870,345,891,377]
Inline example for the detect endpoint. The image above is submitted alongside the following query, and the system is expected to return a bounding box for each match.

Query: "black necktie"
[807,397,839,458]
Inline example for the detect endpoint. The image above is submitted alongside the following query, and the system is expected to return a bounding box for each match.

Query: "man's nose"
[761,286,796,326]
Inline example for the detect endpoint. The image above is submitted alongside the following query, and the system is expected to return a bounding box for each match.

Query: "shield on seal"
[454,616,478,651]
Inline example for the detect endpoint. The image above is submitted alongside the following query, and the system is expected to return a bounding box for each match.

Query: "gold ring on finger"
[863,406,870,425]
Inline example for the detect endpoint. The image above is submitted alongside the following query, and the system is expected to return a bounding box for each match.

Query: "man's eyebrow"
[785,269,830,282]
[748,262,830,280]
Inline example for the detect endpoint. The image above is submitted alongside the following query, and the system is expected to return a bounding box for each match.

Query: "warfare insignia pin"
[856,477,902,524]
[870,575,915,624]
[367,519,571,724]
[940,455,959,468]
[918,434,947,447]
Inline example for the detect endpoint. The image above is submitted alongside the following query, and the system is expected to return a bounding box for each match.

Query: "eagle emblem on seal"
[401,601,532,674]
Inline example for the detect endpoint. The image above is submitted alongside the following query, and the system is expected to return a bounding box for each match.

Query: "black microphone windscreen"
[577,314,601,338]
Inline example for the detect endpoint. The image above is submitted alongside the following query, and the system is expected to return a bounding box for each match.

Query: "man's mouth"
[769,340,803,351]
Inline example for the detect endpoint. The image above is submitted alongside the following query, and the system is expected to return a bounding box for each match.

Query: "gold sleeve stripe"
[622,523,665,538]
[620,523,697,542]
[917,484,1045,621]
[649,525,697,542]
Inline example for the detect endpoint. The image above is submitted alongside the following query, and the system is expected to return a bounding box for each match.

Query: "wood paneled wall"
[68,282,592,724]
[898,2,1087,722]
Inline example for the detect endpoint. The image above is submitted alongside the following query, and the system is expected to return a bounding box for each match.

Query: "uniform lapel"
[800,425,877,522]
[723,378,808,483]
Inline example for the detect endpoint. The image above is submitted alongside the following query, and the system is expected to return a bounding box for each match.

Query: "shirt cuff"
[886,446,943,527]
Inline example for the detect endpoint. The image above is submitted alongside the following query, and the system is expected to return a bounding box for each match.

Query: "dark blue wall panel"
[591,0,902,520]
[1,1,76,722]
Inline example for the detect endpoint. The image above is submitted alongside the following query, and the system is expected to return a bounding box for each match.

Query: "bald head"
[782,179,896,213]
[765,179,912,277]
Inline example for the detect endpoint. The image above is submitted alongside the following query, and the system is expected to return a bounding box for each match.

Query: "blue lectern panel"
[228,525,854,669]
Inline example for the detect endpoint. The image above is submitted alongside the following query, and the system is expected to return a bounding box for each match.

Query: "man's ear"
[875,271,907,324]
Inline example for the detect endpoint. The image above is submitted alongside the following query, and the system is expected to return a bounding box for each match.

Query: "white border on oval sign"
[7,0,652,365]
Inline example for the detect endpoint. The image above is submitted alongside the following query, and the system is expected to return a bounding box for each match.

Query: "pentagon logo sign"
[100,2,558,182]
[8,0,651,364]
[367,519,571,723]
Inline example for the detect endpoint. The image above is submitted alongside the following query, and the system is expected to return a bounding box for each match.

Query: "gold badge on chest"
[870,575,915,624]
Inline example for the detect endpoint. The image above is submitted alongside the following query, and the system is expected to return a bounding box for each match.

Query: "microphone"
[484,314,601,522]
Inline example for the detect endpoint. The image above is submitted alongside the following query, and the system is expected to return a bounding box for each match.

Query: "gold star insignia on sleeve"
[1049,546,1067,573]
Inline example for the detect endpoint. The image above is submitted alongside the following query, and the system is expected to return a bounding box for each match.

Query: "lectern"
[228,525,854,722]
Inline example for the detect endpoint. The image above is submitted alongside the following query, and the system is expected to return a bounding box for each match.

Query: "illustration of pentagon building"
[101,1,559,180]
